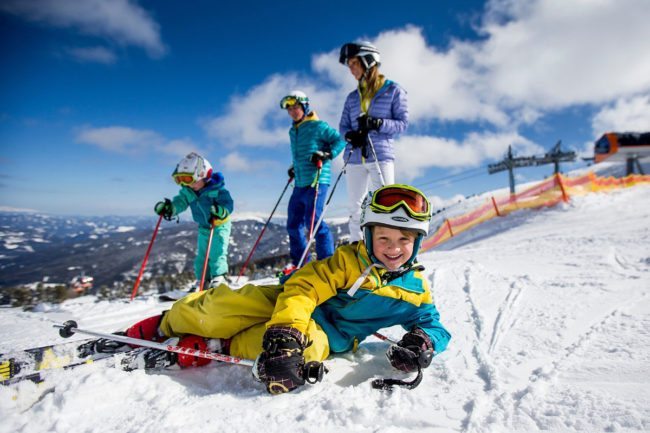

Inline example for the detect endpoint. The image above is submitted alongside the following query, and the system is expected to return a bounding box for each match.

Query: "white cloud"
[66,46,116,64]
[202,74,346,148]
[203,0,650,178]
[591,94,650,135]
[393,131,542,180]
[217,152,275,173]
[202,75,292,148]
[76,126,161,153]
[160,139,203,159]
[75,126,205,157]
[0,0,166,58]
[474,0,650,108]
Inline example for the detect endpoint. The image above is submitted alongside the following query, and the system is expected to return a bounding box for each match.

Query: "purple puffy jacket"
[339,79,409,164]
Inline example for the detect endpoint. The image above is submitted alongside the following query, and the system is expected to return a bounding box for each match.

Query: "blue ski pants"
[286,184,333,265]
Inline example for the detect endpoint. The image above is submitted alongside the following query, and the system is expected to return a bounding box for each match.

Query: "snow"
[114,226,135,233]
[1,185,649,432]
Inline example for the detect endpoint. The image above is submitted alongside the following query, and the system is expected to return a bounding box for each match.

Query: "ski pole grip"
[56,320,79,338]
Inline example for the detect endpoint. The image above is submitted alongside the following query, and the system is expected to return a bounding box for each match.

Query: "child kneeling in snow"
[109,184,451,394]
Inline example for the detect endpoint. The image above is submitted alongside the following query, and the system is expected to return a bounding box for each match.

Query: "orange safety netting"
[421,172,650,252]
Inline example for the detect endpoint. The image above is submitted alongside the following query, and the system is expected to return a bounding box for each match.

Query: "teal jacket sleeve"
[171,187,196,215]
[211,187,234,214]
[402,304,451,353]
[321,123,346,159]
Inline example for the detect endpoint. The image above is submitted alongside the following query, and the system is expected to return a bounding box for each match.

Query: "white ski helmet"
[172,152,213,185]
[339,41,381,70]
[360,184,432,266]
[280,90,310,114]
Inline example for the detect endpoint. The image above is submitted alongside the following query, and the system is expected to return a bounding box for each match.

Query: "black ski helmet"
[339,41,381,70]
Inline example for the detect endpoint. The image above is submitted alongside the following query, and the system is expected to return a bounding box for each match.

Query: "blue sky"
[1,0,649,218]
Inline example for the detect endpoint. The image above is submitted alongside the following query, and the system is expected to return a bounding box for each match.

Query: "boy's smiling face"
[371,225,416,271]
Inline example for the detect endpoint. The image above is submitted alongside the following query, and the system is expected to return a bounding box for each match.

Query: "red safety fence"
[421,172,650,252]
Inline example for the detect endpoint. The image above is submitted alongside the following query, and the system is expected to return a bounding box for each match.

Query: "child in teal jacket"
[155,152,234,287]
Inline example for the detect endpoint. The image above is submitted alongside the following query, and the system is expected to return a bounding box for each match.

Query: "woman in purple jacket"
[339,41,409,242]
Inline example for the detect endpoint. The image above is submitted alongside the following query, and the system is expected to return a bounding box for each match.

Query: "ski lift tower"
[488,141,576,194]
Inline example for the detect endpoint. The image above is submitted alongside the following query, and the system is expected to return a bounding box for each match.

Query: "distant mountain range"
[0,212,349,288]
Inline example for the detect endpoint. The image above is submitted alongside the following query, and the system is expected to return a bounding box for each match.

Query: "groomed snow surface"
[1,185,649,433]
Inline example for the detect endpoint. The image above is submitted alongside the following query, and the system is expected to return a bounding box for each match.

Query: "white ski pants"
[346,160,395,242]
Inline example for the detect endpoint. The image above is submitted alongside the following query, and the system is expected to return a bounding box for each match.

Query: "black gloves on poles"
[154,198,174,220]
[310,150,332,165]
[345,130,367,149]
[386,328,434,373]
[357,114,383,132]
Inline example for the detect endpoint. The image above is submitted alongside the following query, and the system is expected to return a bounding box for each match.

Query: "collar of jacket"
[293,111,320,128]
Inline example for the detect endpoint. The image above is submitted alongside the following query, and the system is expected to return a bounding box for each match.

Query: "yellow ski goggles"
[172,172,197,186]
[280,96,302,109]
[369,184,431,221]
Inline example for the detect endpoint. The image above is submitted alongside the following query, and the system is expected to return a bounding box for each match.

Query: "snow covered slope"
[1,185,649,433]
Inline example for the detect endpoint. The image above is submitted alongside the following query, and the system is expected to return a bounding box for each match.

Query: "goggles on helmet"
[173,173,197,186]
[280,96,301,109]
[369,185,430,221]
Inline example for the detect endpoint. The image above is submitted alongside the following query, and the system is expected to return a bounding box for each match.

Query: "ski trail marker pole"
[237,177,293,283]
[297,150,352,269]
[55,321,254,366]
[199,223,216,291]
[130,214,163,301]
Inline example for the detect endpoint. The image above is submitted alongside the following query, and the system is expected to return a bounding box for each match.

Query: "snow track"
[1,186,649,432]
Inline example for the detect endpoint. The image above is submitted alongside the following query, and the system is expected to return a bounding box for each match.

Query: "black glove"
[287,166,295,179]
[253,326,324,394]
[154,198,173,220]
[357,114,383,132]
[344,130,367,149]
[386,328,434,373]
[310,150,331,165]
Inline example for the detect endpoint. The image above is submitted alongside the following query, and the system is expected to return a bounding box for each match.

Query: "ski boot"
[120,336,227,371]
[77,332,131,358]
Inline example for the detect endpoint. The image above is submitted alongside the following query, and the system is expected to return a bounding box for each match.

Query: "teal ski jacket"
[289,111,346,188]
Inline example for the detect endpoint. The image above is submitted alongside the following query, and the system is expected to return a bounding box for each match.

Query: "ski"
[1,349,134,386]
[0,337,131,385]
[0,338,95,382]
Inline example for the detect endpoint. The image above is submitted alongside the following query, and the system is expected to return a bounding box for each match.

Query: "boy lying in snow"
[89,184,451,394]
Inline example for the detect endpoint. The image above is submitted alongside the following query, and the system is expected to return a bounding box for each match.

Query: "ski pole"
[369,331,423,391]
[366,134,386,186]
[307,161,323,242]
[236,177,293,283]
[295,161,323,269]
[297,150,352,268]
[372,332,397,345]
[130,214,163,301]
[199,222,216,291]
[54,320,254,367]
